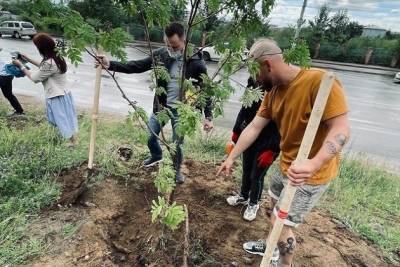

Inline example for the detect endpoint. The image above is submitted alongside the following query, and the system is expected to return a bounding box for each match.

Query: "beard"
[259,78,274,92]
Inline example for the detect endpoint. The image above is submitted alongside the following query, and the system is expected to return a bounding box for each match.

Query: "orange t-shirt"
[257,68,349,185]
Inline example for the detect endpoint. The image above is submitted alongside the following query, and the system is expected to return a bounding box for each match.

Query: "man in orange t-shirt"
[218,38,350,267]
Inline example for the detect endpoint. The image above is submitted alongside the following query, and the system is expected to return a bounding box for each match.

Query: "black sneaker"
[176,172,186,184]
[243,240,280,261]
[143,157,163,167]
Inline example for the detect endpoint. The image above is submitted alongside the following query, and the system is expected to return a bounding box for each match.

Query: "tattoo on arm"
[277,237,296,256]
[335,133,347,147]
[325,141,337,155]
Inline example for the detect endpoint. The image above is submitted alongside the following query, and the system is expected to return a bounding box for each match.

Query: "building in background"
[362,25,387,38]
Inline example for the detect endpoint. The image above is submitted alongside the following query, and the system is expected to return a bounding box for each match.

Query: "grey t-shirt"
[166,59,183,107]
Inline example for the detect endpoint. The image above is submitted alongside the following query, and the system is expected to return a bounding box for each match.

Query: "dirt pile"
[26,160,395,267]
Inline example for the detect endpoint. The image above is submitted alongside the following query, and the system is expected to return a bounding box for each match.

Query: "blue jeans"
[147,109,183,175]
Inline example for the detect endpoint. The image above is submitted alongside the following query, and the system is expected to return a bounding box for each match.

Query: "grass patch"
[0,103,147,265]
[320,155,400,262]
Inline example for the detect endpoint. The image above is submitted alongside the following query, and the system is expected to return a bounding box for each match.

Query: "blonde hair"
[249,38,283,61]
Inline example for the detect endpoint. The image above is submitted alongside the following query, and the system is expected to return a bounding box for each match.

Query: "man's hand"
[12,59,23,68]
[95,55,110,69]
[287,159,321,186]
[203,119,214,132]
[217,157,235,176]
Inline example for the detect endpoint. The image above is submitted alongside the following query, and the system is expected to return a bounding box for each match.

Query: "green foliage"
[156,109,171,125]
[129,107,149,124]
[153,156,176,195]
[175,103,201,137]
[308,4,330,43]
[150,66,171,83]
[151,196,186,230]
[246,59,260,80]
[99,27,131,61]
[283,40,312,68]
[68,0,130,28]
[240,87,263,108]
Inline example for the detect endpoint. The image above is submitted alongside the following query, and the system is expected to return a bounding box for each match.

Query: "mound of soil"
[26,160,395,267]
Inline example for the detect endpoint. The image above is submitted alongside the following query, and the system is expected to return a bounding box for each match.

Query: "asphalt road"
[1,37,400,166]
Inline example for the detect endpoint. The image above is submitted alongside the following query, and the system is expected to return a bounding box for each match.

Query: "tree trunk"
[313,43,320,59]
[201,31,207,47]
[390,55,399,68]
[365,47,374,65]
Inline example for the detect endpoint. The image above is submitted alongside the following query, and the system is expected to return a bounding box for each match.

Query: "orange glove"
[225,141,235,155]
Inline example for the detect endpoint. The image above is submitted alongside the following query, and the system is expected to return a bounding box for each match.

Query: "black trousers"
[0,76,23,113]
[240,144,272,205]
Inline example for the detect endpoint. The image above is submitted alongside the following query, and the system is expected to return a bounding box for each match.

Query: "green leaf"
[175,103,201,137]
[151,196,166,223]
[283,40,312,68]
[246,59,260,80]
[156,110,170,125]
[151,66,171,83]
[154,157,176,195]
[240,87,264,108]
[129,107,149,124]
[162,202,186,230]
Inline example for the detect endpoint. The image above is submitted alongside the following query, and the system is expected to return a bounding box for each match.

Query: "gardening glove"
[257,150,275,167]
[225,132,239,155]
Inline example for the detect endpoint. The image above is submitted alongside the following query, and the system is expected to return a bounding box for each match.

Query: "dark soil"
[25,160,396,267]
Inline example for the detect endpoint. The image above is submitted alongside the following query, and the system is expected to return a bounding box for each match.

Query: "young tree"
[29,2,310,263]
[308,4,330,58]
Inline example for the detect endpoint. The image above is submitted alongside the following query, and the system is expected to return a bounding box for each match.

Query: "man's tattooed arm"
[325,133,348,155]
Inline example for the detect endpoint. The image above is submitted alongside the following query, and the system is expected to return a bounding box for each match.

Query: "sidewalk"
[312,59,399,77]
[127,41,399,76]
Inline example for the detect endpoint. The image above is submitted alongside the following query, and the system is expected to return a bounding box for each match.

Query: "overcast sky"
[268,0,400,32]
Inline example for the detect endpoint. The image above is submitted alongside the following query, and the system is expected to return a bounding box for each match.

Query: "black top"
[232,77,281,153]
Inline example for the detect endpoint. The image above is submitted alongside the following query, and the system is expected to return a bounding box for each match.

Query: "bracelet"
[20,66,27,71]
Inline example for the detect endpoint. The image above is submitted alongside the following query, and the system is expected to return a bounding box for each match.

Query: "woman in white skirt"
[12,33,78,147]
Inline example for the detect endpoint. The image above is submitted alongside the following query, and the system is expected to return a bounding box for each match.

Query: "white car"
[394,72,400,83]
[201,46,249,61]
[0,21,37,39]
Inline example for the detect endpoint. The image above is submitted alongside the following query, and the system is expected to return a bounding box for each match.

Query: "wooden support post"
[88,48,104,170]
[260,72,335,267]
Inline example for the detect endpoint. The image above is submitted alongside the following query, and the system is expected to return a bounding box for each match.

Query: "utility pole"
[294,0,308,40]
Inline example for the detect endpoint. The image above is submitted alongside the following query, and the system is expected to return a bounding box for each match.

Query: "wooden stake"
[183,204,190,267]
[88,47,104,170]
[260,72,335,267]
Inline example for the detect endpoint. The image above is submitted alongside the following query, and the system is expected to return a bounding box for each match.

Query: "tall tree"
[68,0,130,27]
[308,4,330,58]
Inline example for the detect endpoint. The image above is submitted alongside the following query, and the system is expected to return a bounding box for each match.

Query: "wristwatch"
[20,66,27,71]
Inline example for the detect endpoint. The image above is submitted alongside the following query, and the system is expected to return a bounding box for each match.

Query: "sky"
[268,0,400,32]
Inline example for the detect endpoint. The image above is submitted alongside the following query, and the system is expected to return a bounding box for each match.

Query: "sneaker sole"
[243,249,264,256]
[227,200,249,206]
[243,215,256,221]
[143,159,163,168]
[243,244,280,260]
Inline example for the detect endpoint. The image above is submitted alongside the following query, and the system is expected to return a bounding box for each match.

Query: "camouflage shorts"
[268,171,330,227]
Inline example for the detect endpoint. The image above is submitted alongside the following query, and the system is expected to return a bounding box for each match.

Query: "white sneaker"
[243,203,260,221]
[226,194,248,206]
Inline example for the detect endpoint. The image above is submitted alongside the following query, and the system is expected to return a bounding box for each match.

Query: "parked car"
[394,72,400,83]
[201,46,249,61]
[0,21,37,39]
